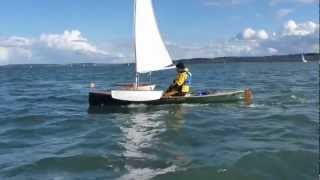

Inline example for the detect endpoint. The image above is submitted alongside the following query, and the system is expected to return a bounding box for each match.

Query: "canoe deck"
[89,90,251,107]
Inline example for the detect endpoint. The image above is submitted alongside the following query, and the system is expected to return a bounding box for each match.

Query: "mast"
[133,0,139,88]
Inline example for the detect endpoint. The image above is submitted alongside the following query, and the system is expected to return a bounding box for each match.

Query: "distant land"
[2,53,320,67]
[177,53,320,64]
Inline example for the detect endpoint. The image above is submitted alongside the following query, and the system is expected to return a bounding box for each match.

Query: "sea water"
[0,62,318,179]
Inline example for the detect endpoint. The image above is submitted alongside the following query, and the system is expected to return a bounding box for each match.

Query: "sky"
[0,0,319,65]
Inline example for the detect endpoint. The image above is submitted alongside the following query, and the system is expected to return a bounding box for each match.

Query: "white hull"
[111,90,163,102]
[117,84,156,91]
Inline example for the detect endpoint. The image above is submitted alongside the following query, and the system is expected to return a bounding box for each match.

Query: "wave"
[152,151,318,180]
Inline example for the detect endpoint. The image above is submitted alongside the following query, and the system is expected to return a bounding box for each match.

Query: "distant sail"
[134,0,173,73]
[302,54,308,63]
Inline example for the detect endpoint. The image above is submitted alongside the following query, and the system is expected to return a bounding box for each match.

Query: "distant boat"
[301,54,308,63]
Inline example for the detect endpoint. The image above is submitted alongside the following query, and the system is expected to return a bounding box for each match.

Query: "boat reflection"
[88,104,187,132]
[167,105,186,131]
[118,108,177,179]
[89,105,189,179]
[119,110,167,159]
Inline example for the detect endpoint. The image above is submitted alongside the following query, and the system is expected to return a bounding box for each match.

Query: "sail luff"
[133,0,139,86]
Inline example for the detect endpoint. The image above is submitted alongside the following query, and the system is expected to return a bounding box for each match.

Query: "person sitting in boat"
[164,62,192,97]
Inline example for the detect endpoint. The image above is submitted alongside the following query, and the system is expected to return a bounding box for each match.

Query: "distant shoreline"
[177,53,320,64]
[2,53,319,67]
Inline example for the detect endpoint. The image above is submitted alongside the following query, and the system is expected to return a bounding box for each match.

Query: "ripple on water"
[152,150,318,180]
[0,63,318,179]
[2,155,125,179]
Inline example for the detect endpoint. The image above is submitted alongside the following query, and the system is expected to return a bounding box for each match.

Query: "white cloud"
[0,37,33,65]
[241,28,256,40]
[257,30,269,40]
[0,20,318,65]
[276,8,294,18]
[167,39,263,59]
[232,20,319,55]
[268,47,279,54]
[296,0,318,3]
[270,0,318,5]
[0,36,33,48]
[168,20,319,59]
[203,0,252,6]
[0,30,128,65]
[0,47,9,64]
[283,20,319,36]
[237,28,269,40]
[40,30,108,56]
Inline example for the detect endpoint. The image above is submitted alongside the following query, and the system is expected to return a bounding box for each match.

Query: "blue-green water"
[0,62,318,180]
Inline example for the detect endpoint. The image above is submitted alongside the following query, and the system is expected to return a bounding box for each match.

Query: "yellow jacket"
[175,71,190,93]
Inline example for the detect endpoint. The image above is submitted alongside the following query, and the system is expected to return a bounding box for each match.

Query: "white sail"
[302,54,308,63]
[134,0,174,73]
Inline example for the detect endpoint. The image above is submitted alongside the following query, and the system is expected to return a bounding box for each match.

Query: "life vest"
[185,71,192,86]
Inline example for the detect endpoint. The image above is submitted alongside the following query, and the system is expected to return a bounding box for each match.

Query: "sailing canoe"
[89,89,252,107]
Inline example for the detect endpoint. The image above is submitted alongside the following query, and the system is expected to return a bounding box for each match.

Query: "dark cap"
[176,62,185,69]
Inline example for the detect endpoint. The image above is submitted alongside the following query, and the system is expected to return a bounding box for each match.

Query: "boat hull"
[89,90,251,107]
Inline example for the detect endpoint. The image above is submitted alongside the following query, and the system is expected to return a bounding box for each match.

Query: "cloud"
[295,0,318,3]
[167,39,263,59]
[282,20,319,36]
[276,8,294,19]
[268,47,279,54]
[239,28,256,40]
[0,37,33,65]
[0,36,33,48]
[257,30,270,40]
[168,20,319,59]
[0,20,318,65]
[0,47,9,64]
[238,20,319,55]
[0,30,127,65]
[242,20,319,55]
[203,0,252,6]
[40,30,108,56]
[237,28,269,40]
[270,0,318,5]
